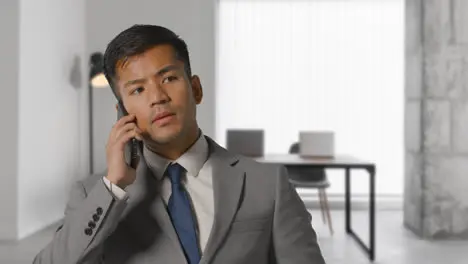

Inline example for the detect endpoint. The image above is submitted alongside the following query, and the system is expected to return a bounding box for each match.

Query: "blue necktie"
[166,163,201,264]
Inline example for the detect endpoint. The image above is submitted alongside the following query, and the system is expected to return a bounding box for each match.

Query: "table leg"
[345,167,351,233]
[368,166,376,261]
[346,166,376,262]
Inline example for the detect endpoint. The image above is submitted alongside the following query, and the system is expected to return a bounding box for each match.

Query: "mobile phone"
[116,100,140,169]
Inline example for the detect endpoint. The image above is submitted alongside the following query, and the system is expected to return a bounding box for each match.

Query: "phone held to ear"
[116,100,140,169]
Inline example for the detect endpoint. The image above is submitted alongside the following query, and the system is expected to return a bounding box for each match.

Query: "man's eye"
[131,87,144,95]
[162,76,178,84]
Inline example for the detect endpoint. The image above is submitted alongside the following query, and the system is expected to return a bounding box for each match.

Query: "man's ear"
[191,75,203,104]
[115,103,119,111]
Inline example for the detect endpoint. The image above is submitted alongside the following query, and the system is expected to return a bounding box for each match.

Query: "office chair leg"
[318,189,326,224]
[322,189,334,235]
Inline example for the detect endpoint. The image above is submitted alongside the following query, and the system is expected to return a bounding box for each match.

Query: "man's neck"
[146,126,201,161]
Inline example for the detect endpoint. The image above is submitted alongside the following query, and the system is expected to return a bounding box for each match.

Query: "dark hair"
[103,24,192,95]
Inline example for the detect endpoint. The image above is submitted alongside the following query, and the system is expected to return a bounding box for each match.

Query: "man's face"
[115,44,203,144]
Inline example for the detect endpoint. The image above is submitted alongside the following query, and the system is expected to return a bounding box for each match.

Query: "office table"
[255,154,376,261]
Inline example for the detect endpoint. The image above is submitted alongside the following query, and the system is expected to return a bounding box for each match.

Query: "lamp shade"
[89,52,108,88]
[91,73,108,88]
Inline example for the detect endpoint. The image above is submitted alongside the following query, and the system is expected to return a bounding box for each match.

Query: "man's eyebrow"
[156,64,179,76]
[123,64,179,88]
[124,78,145,88]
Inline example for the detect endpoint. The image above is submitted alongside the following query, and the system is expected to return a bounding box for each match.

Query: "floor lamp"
[89,52,109,175]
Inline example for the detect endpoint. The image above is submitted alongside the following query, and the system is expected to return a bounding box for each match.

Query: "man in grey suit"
[34,24,325,264]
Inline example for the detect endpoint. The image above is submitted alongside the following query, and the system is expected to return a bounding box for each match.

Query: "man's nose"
[147,82,169,105]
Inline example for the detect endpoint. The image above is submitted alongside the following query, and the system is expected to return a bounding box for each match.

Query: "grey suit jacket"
[33,137,325,264]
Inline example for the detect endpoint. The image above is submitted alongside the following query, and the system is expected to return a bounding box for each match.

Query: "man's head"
[103,24,203,148]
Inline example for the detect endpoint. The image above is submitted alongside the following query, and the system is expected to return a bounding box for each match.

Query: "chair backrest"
[289,142,300,154]
[287,142,327,184]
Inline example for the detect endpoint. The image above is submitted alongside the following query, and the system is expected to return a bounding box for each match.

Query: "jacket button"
[96,207,103,215]
[88,221,96,229]
[84,228,93,236]
[93,214,100,222]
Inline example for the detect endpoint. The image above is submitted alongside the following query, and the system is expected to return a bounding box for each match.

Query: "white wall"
[91,87,118,175]
[0,0,19,241]
[86,0,216,173]
[17,0,87,239]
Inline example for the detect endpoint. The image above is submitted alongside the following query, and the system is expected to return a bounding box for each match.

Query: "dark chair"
[287,142,333,235]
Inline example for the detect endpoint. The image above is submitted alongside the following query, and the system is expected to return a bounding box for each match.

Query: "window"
[216,0,404,196]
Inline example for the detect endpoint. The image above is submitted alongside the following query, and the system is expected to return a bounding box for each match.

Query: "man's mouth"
[152,112,175,124]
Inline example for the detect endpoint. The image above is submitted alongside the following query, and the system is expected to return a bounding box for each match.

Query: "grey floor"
[1,210,467,264]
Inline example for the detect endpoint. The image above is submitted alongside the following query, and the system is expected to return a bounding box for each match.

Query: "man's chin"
[148,130,181,145]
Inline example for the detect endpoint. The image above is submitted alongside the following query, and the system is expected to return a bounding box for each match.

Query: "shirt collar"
[143,131,209,180]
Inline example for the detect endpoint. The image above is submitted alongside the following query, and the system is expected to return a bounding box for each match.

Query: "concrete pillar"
[0,0,20,240]
[405,0,468,238]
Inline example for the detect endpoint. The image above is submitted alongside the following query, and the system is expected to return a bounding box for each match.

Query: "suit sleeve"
[33,178,128,264]
[271,165,326,264]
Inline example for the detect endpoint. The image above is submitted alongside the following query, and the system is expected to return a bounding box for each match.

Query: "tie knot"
[166,163,184,184]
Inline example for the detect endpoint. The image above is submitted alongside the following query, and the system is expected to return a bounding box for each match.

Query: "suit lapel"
[127,137,245,264]
[150,195,187,262]
[126,158,187,263]
[201,137,246,264]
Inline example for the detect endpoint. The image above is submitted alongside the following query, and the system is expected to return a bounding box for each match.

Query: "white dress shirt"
[103,133,215,252]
